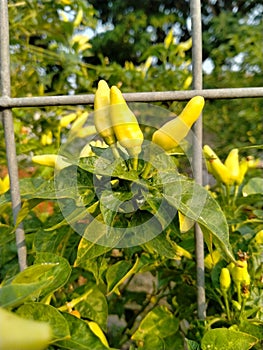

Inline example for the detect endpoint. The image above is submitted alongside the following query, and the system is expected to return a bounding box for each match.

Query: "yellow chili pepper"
[236,158,248,185]
[41,130,53,146]
[224,148,240,183]
[0,307,52,350]
[110,85,144,163]
[0,174,10,195]
[204,249,221,270]
[254,230,263,245]
[220,267,231,291]
[32,155,71,170]
[94,80,116,146]
[152,96,204,151]
[247,156,261,169]
[231,259,250,286]
[70,111,89,134]
[60,112,78,128]
[203,145,232,185]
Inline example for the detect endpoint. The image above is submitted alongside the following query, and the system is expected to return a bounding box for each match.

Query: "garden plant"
[0,1,262,350]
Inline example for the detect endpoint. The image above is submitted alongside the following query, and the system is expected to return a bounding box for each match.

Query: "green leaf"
[0,192,11,206]
[242,177,263,197]
[0,264,57,308]
[74,213,127,259]
[78,156,139,182]
[76,284,108,331]
[74,231,112,265]
[56,312,109,350]
[106,257,140,294]
[201,328,258,350]
[0,248,73,304]
[19,178,46,198]
[239,321,263,342]
[185,338,201,350]
[45,207,89,231]
[162,175,234,262]
[19,166,93,202]
[99,190,132,227]
[144,231,192,260]
[138,334,165,349]
[34,227,73,254]
[33,252,72,296]
[14,198,43,230]
[16,303,70,341]
[0,282,47,308]
[132,306,179,342]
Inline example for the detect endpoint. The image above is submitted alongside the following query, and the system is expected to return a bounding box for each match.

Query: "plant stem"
[110,144,121,160]
[132,156,138,171]
[239,296,248,320]
[232,185,239,207]
[236,282,242,305]
[222,290,231,321]
[57,125,61,149]
[141,160,152,179]
[225,184,231,207]
[58,289,93,312]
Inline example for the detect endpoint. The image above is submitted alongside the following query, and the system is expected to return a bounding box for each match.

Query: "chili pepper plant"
[0,83,262,350]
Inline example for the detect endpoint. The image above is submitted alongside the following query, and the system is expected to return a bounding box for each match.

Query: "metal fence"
[1,0,263,320]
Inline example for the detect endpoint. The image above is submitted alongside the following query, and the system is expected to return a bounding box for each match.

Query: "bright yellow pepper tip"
[224,148,239,183]
[0,174,10,195]
[220,267,231,291]
[110,85,143,158]
[152,96,204,151]
[203,145,232,185]
[94,80,116,146]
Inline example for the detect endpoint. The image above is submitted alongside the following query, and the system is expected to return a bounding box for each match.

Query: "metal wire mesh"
[0,0,262,318]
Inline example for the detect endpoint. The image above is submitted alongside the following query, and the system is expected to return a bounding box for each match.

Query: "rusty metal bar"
[0,0,27,271]
[190,0,206,320]
[0,87,262,109]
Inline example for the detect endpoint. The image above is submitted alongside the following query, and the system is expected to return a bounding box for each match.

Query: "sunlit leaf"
[106,256,140,295]
[17,302,70,341]
[132,306,179,342]
[56,312,109,350]
[201,328,258,350]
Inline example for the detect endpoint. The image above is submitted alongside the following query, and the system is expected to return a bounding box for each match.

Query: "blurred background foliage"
[1,0,262,167]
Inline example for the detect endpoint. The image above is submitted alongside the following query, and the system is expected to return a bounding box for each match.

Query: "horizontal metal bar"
[0,87,262,109]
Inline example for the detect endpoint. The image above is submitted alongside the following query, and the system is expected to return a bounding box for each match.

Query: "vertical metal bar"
[190,0,206,319]
[0,0,27,271]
